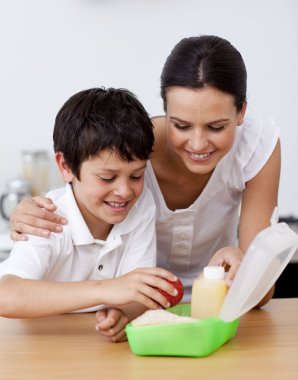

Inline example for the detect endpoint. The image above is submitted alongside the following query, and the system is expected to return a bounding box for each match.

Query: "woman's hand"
[95,308,129,342]
[208,246,244,287]
[10,196,67,241]
[100,267,178,310]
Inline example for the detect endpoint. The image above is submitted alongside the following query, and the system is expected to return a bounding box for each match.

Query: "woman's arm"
[239,139,281,306]
[0,268,178,318]
[239,139,281,252]
[209,140,281,306]
[10,196,67,241]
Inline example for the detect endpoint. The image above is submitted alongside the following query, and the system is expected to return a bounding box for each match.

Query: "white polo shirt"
[145,111,279,301]
[0,184,157,311]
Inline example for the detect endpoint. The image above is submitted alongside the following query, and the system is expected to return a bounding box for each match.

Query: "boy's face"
[64,150,147,239]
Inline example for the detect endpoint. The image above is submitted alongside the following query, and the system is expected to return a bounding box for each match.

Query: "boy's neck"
[89,223,113,241]
[69,184,113,241]
[80,209,113,241]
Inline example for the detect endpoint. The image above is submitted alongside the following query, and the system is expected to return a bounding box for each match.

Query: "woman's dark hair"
[161,35,247,111]
[53,87,154,179]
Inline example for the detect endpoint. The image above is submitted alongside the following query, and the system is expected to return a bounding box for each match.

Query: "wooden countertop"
[0,298,298,380]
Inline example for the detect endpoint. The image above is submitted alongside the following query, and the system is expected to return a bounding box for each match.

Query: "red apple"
[158,278,184,307]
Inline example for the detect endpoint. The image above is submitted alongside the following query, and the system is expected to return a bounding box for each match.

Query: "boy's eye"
[99,176,115,183]
[130,175,143,181]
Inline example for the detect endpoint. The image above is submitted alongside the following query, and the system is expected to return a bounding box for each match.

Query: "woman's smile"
[185,149,217,163]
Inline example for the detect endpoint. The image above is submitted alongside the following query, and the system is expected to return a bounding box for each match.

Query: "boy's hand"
[95,308,129,342]
[208,247,243,287]
[10,196,67,241]
[100,267,178,310]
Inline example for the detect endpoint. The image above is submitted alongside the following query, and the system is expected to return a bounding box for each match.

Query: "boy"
[0,87,177,342]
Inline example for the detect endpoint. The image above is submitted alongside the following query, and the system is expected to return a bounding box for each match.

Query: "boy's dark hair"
[161,35,247,111]
[53,87,154,179]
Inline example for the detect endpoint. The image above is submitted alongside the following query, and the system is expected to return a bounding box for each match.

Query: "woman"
[10,35,280,304]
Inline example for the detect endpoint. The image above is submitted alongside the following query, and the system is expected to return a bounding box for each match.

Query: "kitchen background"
[0,0,297,235]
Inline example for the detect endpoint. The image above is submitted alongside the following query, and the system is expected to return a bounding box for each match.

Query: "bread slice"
[131,309,197,327]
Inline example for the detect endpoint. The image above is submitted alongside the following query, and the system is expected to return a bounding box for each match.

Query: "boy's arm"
[95,304,147,342]
[0,267,178,318]
[0,275,106,317]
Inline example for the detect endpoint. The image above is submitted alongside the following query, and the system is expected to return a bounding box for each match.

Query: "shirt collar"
[57,184,142,246]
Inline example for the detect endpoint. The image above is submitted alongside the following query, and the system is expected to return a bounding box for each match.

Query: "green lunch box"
[126,218,298,357]
[125,304,239,357]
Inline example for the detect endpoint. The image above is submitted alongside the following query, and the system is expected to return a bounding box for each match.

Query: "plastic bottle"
[22,150,49,196]
[191,266,228,319]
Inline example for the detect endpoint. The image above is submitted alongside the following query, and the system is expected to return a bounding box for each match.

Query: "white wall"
[0,0,297,230]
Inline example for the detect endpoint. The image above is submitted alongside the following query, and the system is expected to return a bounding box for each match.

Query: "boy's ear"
[55,152,74,183]
[237,101,247,126]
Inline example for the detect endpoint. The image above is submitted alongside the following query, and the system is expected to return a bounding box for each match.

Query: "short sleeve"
[236,112,280,183]
[0,235,61,280]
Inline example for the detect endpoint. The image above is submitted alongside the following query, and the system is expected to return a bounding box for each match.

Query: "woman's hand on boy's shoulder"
[10,196,67,241]
[95,307,129,342]
[208,246,244,287]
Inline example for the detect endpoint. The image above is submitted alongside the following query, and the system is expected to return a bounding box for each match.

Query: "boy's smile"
[68,150,147,240]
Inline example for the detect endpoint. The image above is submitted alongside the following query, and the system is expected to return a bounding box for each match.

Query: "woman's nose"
[189,129,208,151]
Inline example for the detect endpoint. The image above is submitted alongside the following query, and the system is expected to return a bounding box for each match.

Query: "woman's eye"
[99,177,115,183]
[208,125,225,132]
[174,123,189,130]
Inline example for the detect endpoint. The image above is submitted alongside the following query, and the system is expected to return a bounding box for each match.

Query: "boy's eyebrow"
[98,164,147,172]
[170,116,230,124]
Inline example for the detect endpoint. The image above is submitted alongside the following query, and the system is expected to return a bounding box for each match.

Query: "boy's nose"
[113,181,133,198]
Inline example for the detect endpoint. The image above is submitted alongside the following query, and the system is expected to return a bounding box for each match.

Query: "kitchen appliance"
[0,178,31,221]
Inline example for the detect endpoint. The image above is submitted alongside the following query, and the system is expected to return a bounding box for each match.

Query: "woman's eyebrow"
[169,116,189,123]
[208,118,230,124]
[170,116,230,124]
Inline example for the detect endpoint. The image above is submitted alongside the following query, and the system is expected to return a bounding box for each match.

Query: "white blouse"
[145,112,280,301]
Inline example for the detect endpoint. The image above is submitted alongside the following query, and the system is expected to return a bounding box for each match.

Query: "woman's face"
[165,86,246,175]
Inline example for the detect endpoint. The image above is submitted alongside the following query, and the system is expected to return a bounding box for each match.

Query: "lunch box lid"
[220,208,298,322]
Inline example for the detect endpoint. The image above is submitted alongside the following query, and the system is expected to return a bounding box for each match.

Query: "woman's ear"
[237,102,247,126]
[55,152,74,183]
